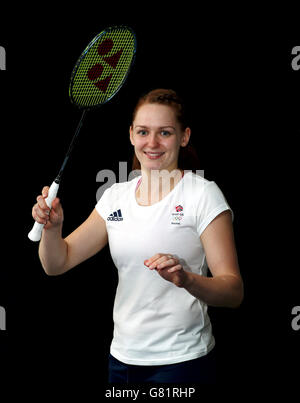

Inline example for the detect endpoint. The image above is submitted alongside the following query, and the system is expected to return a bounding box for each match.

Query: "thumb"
[51,197,61,211]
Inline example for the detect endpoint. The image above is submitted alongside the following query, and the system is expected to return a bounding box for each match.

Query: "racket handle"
[28,180,60,242]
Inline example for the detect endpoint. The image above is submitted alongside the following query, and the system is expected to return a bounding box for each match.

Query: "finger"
[50,198,62,219]
[144,253,164,267]
[51,197,60,211]
[156,257,178,270]
[49,198,63,223]
[149,255,169,270]
[42,186,49,198]
[49,206,60,221]
[36,195,50,212]
[150,257,166,269]
[33,203,49,219]
[32,205,48,224]
[167,264,182,273]
[148,254,175,270]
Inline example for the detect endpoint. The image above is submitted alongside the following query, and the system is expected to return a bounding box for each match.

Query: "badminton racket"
[28,25,137,241]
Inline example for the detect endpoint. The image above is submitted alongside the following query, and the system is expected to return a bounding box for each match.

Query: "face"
[130,103,191,173]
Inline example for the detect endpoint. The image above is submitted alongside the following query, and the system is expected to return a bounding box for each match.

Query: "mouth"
[144,151,165,160]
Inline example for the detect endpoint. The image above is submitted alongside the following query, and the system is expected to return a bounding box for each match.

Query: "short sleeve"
[195,181,233,236]
[95,186,112,221]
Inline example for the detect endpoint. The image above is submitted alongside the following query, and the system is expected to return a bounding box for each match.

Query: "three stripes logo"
[107,209,123,221]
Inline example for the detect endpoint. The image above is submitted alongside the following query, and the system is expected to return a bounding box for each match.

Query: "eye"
[160,130,171,136]
[137,130,147,136]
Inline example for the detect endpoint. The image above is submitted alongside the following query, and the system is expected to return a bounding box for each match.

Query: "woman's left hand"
[144,253,189,288]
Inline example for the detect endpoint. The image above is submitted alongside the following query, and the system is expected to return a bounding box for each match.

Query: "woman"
[32,89,243,384]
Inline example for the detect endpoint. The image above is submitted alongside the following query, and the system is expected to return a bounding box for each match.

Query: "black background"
[0,5,299,398]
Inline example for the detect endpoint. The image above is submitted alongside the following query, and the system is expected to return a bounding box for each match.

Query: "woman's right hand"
[32,186,64,230]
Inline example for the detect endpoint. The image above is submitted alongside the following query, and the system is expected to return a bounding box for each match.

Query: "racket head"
[69,26,137,109]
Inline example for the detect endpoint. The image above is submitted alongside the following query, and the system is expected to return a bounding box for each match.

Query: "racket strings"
[70,27,136,108]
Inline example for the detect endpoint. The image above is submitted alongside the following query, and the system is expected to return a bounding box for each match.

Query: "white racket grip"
[28,181,60,242]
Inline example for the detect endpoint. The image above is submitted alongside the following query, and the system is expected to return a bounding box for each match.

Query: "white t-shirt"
[95,172,233,365]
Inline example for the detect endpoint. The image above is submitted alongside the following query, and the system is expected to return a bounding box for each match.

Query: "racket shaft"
[57,110,87,180]
[28,111,85,242]
[28,181,60,242]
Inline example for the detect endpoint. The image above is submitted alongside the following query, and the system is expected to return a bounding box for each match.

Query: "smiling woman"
[33,87,243,384]
[130,103,189,171]
[129,89,200,206]
[131,89,200,173]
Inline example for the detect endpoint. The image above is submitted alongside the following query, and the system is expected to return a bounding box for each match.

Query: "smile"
[144,152,165,160]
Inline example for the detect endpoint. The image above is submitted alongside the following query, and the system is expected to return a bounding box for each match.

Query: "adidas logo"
[107,209,123,221]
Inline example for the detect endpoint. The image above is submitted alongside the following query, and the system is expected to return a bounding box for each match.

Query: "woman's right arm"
[33,186,108,276]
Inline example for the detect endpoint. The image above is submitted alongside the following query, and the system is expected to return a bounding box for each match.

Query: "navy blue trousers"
[108,348,217,383]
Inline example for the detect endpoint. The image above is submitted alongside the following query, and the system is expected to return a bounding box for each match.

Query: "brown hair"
[131,89,200,172]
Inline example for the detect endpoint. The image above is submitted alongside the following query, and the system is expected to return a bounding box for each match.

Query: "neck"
[136,168,183,206]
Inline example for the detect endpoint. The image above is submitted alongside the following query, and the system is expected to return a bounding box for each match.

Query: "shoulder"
[183,172,230,209]
[95,176,140,218]
[183,171,217,195]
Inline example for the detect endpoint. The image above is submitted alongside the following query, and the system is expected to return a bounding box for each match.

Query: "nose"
[147,132,160,149]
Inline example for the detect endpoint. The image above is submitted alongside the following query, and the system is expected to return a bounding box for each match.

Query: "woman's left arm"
[184,210,244,308]
[145,210,244,308]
